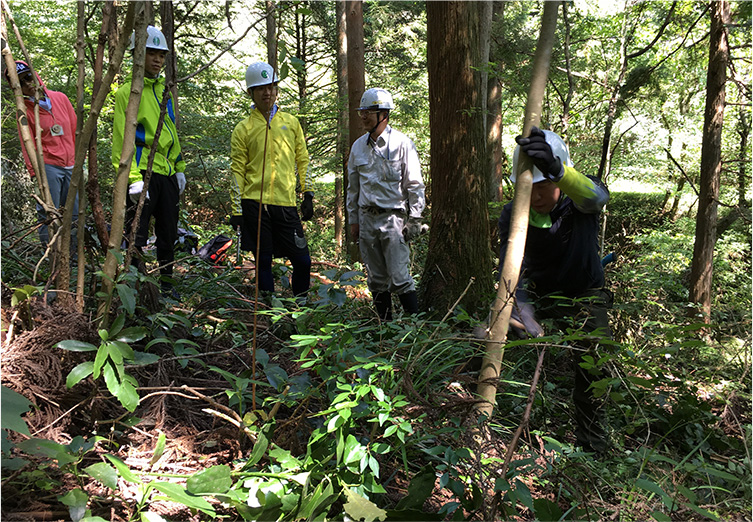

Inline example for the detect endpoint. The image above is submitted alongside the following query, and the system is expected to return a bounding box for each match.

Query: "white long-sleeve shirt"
[346,125,425,223]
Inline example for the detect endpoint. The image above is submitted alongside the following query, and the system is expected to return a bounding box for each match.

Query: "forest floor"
[1,226,750,521]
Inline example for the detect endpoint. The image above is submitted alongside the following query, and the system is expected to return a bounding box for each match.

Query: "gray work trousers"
[358,208,415,296]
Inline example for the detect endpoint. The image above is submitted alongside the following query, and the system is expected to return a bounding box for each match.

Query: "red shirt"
[18,72,77,177]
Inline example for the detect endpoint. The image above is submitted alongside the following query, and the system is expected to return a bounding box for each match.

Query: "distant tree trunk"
[86,1,117,251]
[266,0,277,69]
[346,0,364,260]
[488,1,503,201]
[74,1,87,311]
[295,3,307,133]
[689,0,729,323]
[560,0,575,135]
[421,1,494,317]
[159,1,178,120]
[596,19,629,180]
[334,0,348,251]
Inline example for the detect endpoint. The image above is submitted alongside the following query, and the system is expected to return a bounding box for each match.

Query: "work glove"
[509,289,544,339]
[515,126,563,182]
[128,180,148,204]
[176,172,186,194]
[229,215,244,230]
[301,191,314,221]
[402,216,423,242]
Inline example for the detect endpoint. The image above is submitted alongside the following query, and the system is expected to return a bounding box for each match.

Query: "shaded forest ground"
[1,188,750,521]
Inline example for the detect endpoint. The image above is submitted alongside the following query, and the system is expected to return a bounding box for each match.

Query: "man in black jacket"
[498,127,612,454]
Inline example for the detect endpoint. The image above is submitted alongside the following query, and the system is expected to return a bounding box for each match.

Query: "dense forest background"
[1,1,751,521]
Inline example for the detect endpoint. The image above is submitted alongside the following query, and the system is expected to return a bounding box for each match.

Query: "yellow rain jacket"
[230,105,311,214]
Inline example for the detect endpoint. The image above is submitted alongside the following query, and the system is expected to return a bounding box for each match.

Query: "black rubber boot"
[398,290,419,315]
[373,292,392,321]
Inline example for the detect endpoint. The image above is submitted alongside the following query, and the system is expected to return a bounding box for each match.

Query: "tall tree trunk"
[95,3,142,324]
[334,0,348,251]
[295,3,307,133]
[421,1,493,317]
[487,1,503,201]
[86,1,117,252]
[266,0,277,69]
[476,1,559,420]
[346,0,364,260]
[74,0,87,311]
[689,0,729,322]
[159,1,179,121]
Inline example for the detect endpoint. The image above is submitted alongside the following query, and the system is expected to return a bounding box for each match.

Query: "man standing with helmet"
[229,62,314,298]
[112,25,186,300]
[5,60,79,248]
[347,88,425,320]
[498,126,611,454]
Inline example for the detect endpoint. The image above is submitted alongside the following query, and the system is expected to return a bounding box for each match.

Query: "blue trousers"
[37,164,79,247]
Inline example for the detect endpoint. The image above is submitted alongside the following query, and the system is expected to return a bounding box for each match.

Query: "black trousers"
[533,288,613,451]
[125,172,180,279]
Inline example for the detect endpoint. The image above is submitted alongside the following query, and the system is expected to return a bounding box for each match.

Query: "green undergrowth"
[2,184,750,521]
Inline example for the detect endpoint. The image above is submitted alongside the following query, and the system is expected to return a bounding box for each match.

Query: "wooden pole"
[475,1,560,420]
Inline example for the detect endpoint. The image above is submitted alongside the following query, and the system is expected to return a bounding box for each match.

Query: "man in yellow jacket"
[112,25,186,300]
[230,62,314,298]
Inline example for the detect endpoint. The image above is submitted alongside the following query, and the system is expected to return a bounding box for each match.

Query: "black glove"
[229,215,243,230]
[515,126,563,181]
[301,191,314,221]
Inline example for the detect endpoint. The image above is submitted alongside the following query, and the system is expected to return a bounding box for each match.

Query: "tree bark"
[346,0,364,260]
[421,1,494,317]
[95,3,142,324]
[266,0,277,69]
[475,1,559,420]
[689,0,729,322]
[487,1,503,201]
[86,1,117,251]
[334,0,348,251]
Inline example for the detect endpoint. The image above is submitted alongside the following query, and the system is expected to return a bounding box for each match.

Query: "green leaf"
[103,454,142,483]
[151,482,215,516]
[116,379,140,412]
[111,341,135,361]
[1,385,32,435]
[17,438,77,467]
[247,429,269,466]
[67,362,94,388]
[150,432,166,466]
[115,327,148,343]
[92,344,109,379]
[56,340,98,352]
[58,488,89,522]
[110,314,125,337]
[396,465,436,510]
[650,511,672,522]
[132,352,160,366]
[84,462,119,489]
[533,498,563,521]
[343,486,387,522]
[186,465,232,495]
[635,478,670,501]
[116,284,136,315]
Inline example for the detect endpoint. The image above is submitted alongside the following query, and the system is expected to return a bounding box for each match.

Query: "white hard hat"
[511,129,573,183]
[245,62,279,91]
[357,88,395,111]
[129,25,170,52]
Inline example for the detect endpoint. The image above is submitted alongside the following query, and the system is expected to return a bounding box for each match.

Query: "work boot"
[373,292,392,321]
[398,290,419,315]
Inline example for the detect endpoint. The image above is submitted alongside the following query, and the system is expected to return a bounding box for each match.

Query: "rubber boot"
[398,290,419,315]
[373,292,392,321]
